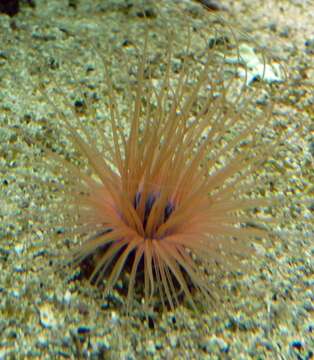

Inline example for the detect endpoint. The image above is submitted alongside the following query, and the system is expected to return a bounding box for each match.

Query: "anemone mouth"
[133,191,176,237]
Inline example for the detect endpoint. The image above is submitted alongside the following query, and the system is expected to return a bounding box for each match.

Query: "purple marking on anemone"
[133,191,175,230]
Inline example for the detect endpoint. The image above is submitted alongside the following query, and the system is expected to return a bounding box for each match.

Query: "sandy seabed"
[0,0,313,359]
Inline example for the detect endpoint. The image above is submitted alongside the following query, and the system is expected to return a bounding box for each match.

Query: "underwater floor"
[0,0,313,359]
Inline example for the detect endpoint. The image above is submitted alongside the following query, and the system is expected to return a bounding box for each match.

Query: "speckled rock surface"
[0,0,313,359]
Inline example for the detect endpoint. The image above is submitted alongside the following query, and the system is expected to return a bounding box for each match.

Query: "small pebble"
[77,326,91,335]
[38,303,58,329]
[146,340,156,355]
[63,290,72,305]
[290,340,303,350]
[201,336,229,354]
[305,38,314,54]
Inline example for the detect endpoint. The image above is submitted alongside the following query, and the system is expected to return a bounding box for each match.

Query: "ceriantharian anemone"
[19,4,311,312]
